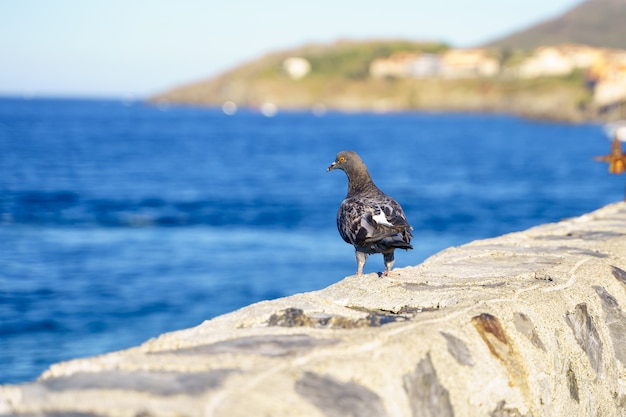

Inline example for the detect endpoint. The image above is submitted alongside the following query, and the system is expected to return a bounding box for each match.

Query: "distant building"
[517,47,574,78]
[516,44,606,79]
[558,44,605,69]
[369,49,497,80]
[440,49,499,78]
[408,54,442,78]
[367,44,626,109]
[593,51,626,107]
[369,52,422,79]
[283,57,311,80]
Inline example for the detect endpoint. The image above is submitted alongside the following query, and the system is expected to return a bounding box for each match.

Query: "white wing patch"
[360,216,375,235]
[372,211,393,227]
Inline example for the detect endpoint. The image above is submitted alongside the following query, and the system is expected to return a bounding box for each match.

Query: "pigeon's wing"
[338,194,412,248]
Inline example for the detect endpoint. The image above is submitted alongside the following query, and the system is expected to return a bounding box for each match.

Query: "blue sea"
[0,98,622,384]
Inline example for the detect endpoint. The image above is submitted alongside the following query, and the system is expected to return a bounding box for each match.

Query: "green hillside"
[150,40,594,122]
[150,0,626,122]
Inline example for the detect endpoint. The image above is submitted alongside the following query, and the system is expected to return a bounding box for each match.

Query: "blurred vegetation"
[152,0,626,122]
[301,40,449,79]
[151,40,599,122]
[255,40,449,80]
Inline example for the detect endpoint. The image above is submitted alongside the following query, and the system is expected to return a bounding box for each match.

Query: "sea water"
[0,98,621,383]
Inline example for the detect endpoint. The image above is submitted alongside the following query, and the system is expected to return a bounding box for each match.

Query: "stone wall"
[2,202,626,417]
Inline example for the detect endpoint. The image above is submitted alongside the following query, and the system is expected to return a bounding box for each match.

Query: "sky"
[0,0,584,99]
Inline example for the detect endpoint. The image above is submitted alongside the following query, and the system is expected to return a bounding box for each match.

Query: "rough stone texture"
[592,285,626,365]
[296,372,389,417]
[403,353,454,417]
[440,331,474,367]
[564,303,604,377]
[2,202,626,417]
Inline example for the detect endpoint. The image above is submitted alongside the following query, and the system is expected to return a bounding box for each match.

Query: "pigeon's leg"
[383,251,395,276]
[355,251,368,276]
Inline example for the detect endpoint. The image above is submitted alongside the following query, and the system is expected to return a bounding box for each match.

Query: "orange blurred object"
[594,137,626,174]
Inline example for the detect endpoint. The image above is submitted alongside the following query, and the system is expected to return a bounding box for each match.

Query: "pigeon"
[327,150,413,276]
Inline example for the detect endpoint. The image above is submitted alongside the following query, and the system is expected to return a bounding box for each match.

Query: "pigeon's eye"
[339,156,346,163]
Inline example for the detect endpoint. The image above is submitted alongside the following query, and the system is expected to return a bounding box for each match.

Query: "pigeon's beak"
[327,162,337,172]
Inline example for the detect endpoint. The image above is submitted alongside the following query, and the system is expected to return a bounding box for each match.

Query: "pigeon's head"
[327,150,363,173]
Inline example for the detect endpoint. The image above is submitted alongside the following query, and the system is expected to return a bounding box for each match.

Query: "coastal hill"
[486,0,626,50]
[150,0,626,122]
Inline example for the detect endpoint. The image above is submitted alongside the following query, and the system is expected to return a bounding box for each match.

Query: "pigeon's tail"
[375,233,413,251]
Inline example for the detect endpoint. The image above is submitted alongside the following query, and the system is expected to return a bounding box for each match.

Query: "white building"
[283,57,311,80]
[440,49,499,78]
[370,52,422,79]
[517,47,574,78]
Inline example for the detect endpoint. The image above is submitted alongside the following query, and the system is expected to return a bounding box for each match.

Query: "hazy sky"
[0,0,583,98]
